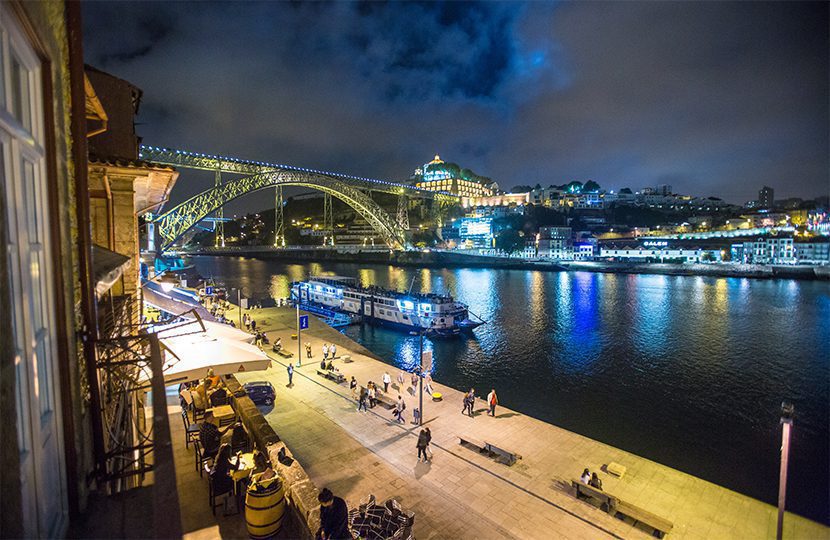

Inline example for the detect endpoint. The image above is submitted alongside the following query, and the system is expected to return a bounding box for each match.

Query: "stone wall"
[227,376,320,539]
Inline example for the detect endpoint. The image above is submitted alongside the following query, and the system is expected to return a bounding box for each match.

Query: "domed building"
[412,155,498,197]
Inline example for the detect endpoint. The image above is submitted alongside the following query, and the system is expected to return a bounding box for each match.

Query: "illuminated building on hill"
[413,155,498,197]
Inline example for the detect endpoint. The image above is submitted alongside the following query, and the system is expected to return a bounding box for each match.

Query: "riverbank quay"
[233,306,828,539]
[176,246,829,280]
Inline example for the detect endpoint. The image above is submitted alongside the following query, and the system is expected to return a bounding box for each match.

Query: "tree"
[583,180,601,192]
[565,181,583,193]
[495,229,524,256]
[511,185,533,193]
[619,187,633,194]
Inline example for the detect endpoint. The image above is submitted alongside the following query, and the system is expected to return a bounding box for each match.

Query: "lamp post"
[296,301,302,367]
[418,329,424,426]
[777,401,794,540]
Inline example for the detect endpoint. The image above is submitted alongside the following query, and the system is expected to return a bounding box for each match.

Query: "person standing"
[251,319,257,332]
[424,373,434,395]
[417,429,429,462]
[424,427,432,461]
[305,342,312,359]
[330,343,337,358]
[382,371,391,393]
[487,389,498,417]
[357,387,368,412]
[397,370,405,389]
[467,388,476,417]
[367,383,376,408]
[287,363,294,387]
[349,376,357,396]
[322,343,329,361]
[317,488,350,540]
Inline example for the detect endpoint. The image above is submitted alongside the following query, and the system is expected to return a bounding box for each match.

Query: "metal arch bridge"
[139,145,459,252]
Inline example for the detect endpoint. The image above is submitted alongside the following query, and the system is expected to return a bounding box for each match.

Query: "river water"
[192,255,829,524]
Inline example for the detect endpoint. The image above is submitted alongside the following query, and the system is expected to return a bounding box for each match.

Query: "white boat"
[291,276,484,336]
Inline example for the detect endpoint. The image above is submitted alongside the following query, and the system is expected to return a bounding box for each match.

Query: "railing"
[90,289,183,537]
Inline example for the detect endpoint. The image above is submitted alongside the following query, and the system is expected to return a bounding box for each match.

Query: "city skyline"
[83,2,828,209]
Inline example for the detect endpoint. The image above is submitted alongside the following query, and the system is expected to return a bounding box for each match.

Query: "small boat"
[291,276,484,337]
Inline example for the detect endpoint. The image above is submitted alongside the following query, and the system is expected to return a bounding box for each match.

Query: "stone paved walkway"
[235,306,827,540]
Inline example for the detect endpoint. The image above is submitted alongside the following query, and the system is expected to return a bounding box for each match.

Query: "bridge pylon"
[274,185,285,247]
[214,169,225,247]
[323,192,334,246]
[397,194,410,230]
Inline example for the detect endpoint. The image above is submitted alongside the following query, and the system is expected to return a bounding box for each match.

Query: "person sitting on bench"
[326,359,335,371]
[589,472,603,490]
[580,468,591,485]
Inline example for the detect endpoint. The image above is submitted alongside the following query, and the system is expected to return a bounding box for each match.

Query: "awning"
[92,244,131,299]
[144,320,271,386]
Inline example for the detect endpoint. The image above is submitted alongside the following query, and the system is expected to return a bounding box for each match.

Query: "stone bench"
[316,369,346,384]
[571,479,673,538]
[458,434,487,453]
[484,441,522,466]
[614,499,673,539]
[375,393,397,410]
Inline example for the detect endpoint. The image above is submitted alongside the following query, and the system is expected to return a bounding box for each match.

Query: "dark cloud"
[82,1,828,211]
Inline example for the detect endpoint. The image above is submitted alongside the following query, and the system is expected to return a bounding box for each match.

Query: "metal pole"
[238,288,242,328]
[777,402,794,540]
[297,302,301,367]
[418,330,424,426]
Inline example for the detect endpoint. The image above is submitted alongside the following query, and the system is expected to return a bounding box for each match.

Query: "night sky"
[83,1,829,210]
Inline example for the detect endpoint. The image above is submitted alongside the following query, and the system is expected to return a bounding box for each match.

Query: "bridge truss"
[139,145,458,251]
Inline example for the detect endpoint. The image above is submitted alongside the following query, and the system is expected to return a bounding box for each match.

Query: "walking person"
[244,313,250,331]
[424,427,432,461]
[487,389,498,417]
[382,371,391,393]
[305,342,312,359]
[396,370,405,389]
[424,373,434,395]
[322,343,329,361]
[357,387,368,412]
[417,429,429,462]
[394,396,406,423]
[467,388,476,417]
[250,319,257,332]
[349,376,357,397]
[287,363,294,387]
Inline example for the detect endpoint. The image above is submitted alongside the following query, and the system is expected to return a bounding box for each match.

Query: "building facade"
[1,2,84,536]
[414,155,497,197]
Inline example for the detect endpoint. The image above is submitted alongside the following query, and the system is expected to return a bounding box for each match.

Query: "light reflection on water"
[193,256,829,524]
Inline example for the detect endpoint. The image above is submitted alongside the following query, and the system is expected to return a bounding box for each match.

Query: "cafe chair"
[194,441,214,478]
[181,409,200,449]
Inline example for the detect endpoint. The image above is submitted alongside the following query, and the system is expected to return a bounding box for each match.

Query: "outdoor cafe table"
[231,452,255,494]
[207,404,235,426]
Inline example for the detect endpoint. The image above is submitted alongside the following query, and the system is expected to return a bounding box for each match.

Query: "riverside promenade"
[233,306,827,540]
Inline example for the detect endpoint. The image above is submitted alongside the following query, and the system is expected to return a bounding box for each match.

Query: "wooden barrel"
[245,475,286,539]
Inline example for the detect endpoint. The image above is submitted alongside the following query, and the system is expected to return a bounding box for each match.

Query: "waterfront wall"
[182,246,829,280]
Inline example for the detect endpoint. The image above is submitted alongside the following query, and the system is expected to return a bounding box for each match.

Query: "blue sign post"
[299,315,309,330]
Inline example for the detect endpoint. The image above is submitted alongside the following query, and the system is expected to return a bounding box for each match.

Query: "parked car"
[243,381,275,405]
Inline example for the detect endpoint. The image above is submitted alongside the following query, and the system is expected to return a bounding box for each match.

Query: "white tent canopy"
[144,320,270,386]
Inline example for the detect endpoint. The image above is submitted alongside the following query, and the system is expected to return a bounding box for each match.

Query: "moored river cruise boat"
[290,276,484,336]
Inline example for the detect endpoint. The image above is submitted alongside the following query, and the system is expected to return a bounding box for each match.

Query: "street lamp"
[777,401,794,540]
